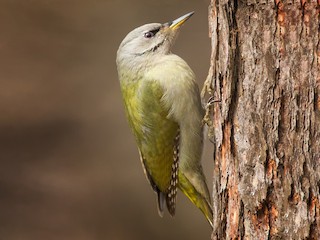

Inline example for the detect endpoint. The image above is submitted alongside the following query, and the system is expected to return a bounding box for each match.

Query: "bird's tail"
[178,171,213,227]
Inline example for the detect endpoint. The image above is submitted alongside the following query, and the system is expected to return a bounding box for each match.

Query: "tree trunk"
[202,0,320,239]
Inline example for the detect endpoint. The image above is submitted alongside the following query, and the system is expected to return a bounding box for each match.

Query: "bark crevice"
[206,0,320,239]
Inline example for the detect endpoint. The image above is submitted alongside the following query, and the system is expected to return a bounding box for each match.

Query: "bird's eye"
[143,28,160,39]
[144,31,155,38]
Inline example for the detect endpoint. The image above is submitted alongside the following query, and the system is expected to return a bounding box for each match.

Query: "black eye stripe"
[150,28,160,35]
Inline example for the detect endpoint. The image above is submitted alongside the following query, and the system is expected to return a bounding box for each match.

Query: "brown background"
[0,1,213,239]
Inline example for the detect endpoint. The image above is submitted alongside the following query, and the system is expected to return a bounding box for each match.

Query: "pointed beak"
[167,12,194,30]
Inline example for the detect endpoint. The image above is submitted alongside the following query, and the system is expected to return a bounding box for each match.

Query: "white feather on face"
[116,23,178,70]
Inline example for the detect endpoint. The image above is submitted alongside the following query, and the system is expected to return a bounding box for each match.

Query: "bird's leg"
[202,96,221,139]
[206,96,221,106]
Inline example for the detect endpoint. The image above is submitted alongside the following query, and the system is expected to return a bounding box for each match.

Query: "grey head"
[116,12,194,70]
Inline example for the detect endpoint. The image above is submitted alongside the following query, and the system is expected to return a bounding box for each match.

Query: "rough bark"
[202,0,320,239]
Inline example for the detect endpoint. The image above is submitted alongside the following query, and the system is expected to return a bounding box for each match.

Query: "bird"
[116,12,213,227]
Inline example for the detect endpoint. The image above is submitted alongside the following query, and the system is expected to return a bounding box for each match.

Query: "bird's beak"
[167,12,194,30]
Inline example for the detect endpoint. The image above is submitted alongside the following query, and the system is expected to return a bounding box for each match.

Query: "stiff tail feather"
[178,172,213,227]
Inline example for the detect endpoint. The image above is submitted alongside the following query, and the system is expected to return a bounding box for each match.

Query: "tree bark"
[202,0,320,239]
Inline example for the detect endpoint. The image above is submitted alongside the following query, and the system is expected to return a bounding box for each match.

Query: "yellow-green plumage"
[116,12,213,227]
[121,78,178,192]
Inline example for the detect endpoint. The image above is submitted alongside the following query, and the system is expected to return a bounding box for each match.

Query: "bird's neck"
[117,52,170,80]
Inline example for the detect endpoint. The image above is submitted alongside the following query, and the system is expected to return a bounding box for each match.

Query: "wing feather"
[121,78,179,215]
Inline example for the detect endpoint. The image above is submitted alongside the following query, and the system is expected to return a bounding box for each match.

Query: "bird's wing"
[120,78,179,216]
[165,129,180,216]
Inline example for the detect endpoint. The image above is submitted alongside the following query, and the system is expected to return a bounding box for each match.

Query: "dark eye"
[143,28,160,39]
[144,31,154,38]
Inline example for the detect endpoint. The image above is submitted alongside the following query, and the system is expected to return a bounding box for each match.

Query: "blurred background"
[0,1,213,239]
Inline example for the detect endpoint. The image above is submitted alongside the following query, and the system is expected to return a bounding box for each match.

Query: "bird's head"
[117,12,194,68]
